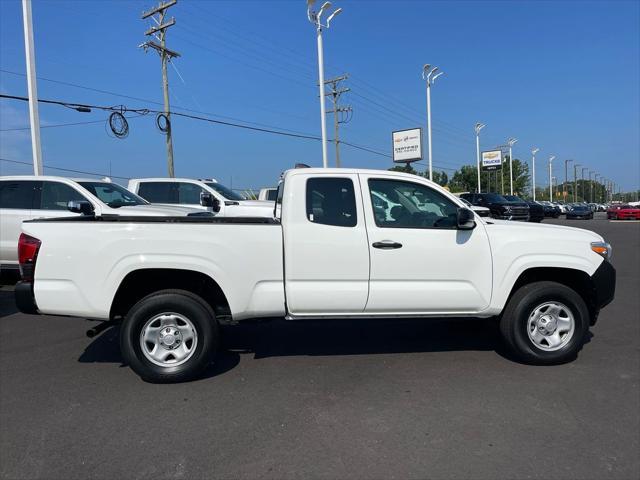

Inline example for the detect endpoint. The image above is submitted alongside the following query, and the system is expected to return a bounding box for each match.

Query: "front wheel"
[120,290,219,383]
[499,281,590,364]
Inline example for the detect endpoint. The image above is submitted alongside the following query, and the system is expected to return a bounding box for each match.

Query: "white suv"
[0,176,202,270]
[128,178,274,217]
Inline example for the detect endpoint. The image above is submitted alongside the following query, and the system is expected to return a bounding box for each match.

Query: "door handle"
[372,241,403,250]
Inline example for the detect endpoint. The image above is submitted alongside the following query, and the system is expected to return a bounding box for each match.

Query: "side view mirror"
[67,200,94,216]
[457,207,476,230]
[200,192,220,213]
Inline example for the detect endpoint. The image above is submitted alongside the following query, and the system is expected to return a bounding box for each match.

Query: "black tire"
[120,289,219,383]
[499,281,590,365]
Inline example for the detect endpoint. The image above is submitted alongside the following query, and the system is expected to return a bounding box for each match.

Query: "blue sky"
[1,0,638,192]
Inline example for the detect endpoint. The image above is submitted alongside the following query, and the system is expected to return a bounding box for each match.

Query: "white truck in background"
[128,178,274,217]
[17,168,615,383]
[258,187,278,201]
[0,176,204,271]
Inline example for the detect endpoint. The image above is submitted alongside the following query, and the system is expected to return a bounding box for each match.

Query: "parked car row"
[0,175,274,271]
[459,193,530,221]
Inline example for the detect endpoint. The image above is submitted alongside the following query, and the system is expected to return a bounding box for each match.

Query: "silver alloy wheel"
[140,312,198,367]
[527,301,575,351]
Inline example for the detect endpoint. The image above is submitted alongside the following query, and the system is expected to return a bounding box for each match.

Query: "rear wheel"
[120,290,219,383]
[499,281,590,364]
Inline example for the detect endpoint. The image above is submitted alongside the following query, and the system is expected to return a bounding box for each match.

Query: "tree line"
[389,158,617,203]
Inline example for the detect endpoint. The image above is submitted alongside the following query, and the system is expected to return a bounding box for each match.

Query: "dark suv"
[460,193,530,221]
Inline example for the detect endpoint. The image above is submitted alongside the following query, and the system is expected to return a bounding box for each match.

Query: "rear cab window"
[137,182,178,203]
[305,177,357,227]
[0,181,39,210]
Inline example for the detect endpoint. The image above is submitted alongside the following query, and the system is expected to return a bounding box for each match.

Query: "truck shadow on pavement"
[0,285,19,318]
[78,316,547,379]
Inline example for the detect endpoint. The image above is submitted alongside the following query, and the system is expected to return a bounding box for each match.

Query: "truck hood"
[482,218,604,242]
[101,204,202,216]
[238,200,274,207]
[226,200,275,217]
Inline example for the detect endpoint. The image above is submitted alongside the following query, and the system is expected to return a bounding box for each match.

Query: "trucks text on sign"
[482,150,503,171]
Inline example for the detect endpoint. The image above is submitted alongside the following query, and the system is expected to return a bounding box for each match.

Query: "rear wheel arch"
[110,268,232,323]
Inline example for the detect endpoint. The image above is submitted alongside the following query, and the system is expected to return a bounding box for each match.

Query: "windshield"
[503,195,524,202]
[78,182,148,208]
[485,193,507,202]
[204,182,244,201]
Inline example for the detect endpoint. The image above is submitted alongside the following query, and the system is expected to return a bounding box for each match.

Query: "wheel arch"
[110,268,232,323]
[505,267,599,324]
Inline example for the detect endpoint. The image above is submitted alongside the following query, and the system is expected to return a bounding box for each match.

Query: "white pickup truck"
[128,178,274,217]
[16,168,615,383]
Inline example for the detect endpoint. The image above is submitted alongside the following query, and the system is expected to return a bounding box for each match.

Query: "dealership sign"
[392,128,423,163]
[482,150,503,171]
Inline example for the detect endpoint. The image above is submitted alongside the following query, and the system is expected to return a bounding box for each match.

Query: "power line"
[1,119,104,132]
[0,93,460,173]
[0,93,322,140]
[0,113,146,132]
[0,157,130,180]
[0,68,165,107]
[0,68,317,136]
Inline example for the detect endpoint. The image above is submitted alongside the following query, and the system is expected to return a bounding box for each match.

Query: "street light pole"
[475,123,485,193]
[581,167,588,202]
[507,138,517,195]
[589,171,594,203]
[573,163,580,202]
[531,148,540,201]
[594,173,600,203]
[564,159,573,203]
[548,155,555,202]
[307,1,342,168]
[21,0,43,175]
[422,65,443,181]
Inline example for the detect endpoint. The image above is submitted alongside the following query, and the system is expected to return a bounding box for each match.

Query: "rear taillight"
[18,233,41,282]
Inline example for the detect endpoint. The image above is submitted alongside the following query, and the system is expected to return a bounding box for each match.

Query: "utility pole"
[21,0,43,175]
[324,75,352,167]
[573,163,580,202]
[140,0,179,178]
[564,159,572,203]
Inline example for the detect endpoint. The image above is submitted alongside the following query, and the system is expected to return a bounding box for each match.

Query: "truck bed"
[22,216,285,321]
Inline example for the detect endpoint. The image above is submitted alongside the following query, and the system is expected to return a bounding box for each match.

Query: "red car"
[606,204,623,219]
[612,205,640,220]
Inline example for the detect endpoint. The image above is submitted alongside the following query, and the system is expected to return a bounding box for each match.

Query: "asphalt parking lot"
[0,213,638,480]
